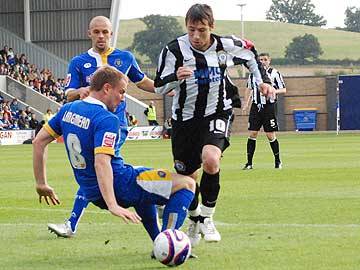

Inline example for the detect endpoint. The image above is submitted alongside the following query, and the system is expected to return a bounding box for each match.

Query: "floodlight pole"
[237,2,246,78]
[24,0,31,42]
[110,0,122,48]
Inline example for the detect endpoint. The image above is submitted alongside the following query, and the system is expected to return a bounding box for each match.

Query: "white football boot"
[186,219,201,247]
[47,220,75,238]
[199,217,221,242]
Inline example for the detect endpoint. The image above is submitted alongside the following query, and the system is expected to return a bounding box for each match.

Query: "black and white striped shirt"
[247,66,286,105]
[155,34,269,121]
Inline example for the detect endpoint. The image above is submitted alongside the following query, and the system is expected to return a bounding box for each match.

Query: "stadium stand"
[0,45,66,104]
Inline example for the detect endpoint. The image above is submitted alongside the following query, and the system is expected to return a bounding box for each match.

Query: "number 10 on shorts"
[209,119,226,134]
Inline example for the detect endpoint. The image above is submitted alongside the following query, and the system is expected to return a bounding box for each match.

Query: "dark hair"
[259,53,270,58]
[185,4,214,27]
[90,66,127,92]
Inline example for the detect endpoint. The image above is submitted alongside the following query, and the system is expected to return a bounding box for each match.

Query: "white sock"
[200,205,215,218]
[189,204,201,217]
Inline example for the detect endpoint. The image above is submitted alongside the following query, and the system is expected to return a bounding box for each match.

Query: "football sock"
[269,138,281,163]
[135,204,160,241]
[247,138,256,165]
[162,189,194,231]
[200,171,220,208]
[188,183,200,212]
[68,193,89,233]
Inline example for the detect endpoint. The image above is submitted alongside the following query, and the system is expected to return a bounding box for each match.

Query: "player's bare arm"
[136,77,155,93]
[32,128,60,206]
[242,88,253,112]
[275,87,287,95]
[94,153,141,224]
[66,87,90,102]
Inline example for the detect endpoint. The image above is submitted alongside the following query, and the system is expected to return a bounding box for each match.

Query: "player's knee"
[183,176,196,192]
[249,131,258,138]
[202,155,220,174]
[266,132,276,141]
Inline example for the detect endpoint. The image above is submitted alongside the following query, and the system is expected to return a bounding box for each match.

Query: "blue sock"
[68,191,89,233]
[162,189,194,231]
[135,204,160,241]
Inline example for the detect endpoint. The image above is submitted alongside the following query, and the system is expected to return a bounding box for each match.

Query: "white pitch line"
[0,206,108,214]
[0,222,359,228]
[1,207,359,229]
[215,221,360,228]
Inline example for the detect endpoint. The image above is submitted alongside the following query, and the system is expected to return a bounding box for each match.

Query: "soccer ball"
[153,229,191,267]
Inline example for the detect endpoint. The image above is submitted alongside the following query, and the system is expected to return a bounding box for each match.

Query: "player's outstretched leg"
[198,171,221,242]
[135,204,160,241]
[48,189,88,237]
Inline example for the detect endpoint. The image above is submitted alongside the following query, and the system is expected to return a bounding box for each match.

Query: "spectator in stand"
[1,113,12,129]
[43,108,54,123]
[11,119,19,130]
[0,45,9,58]
[7,49,15,66]
[18,110,30,129]
[25,106,32,116]
[3,105,13,122]
[29,113,39,130]
[10,98,19,113]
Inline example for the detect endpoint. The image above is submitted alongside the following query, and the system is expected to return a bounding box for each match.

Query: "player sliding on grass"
[46,15,155,237]
[33,66,195,248]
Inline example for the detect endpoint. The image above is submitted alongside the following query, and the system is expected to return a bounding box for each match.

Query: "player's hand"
[176,67,193,81]
[259,83,275,99]
[36,183,60,205]
[79,87,90,100]
[109,205,142,224]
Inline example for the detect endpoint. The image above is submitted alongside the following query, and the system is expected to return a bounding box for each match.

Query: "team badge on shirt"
[114,59,122,67]
[102,132,117,148]
[217,50,227,68]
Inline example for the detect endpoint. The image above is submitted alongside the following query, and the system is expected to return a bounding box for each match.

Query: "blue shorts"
[92,164,173,209]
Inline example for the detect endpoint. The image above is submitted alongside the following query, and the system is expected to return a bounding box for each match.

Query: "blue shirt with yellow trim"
[65,47,145,136]
[45,97,124,201]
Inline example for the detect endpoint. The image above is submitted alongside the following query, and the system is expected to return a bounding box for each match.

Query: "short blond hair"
[90,66,127,92]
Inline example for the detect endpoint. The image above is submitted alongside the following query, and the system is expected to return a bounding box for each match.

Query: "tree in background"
[130,15,183,65]
[266,0,327,27]
[285,33,323,64]
[344,6,360,33]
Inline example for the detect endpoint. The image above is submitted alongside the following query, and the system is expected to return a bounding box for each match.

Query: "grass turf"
[0,132,359,269]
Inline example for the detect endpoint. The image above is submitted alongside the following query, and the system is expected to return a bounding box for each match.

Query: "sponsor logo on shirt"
[65,73,71,87]
[102,132,117,148]
[84,63,91,68]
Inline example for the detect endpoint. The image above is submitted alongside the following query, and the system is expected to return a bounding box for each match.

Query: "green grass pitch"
[1,133,359,269]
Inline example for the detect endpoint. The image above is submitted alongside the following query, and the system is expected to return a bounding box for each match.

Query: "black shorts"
[248,103,278,132]
[171,110,233,175]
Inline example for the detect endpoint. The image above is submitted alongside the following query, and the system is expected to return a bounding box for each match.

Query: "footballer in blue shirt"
[33,66,195,244]
[47,16,155,237]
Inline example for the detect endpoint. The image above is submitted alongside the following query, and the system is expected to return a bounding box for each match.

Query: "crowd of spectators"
[0,94,48,131]
[0,45,66,104]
